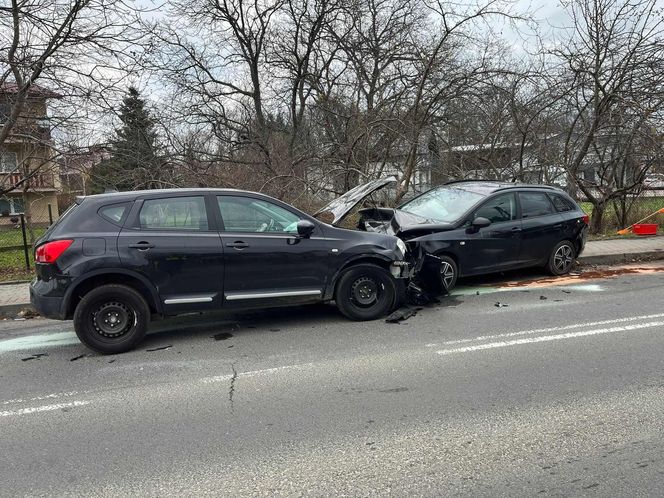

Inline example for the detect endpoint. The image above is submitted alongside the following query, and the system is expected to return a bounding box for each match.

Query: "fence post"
[48,204,53,225]
[20,214,30,272]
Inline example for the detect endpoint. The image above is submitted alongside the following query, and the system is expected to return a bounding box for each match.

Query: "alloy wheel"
[440,261,456,290]
[553,244,574,273]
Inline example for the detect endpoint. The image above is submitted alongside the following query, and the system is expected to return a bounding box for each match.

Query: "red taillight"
[35,239,73,264]
[581,214,590,225]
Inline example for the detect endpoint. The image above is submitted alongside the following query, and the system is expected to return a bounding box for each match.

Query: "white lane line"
[0,400,90,418]
[432,313,664,347]
[2,391,79,406]
[201,363,316,384]
[437,320,664,356]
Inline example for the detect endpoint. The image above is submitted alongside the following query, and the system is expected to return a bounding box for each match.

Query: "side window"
[217,196,300,233]
[139,196,208,230]
[519,192,555,218]
[99,202,130,225]
[473,193,516,223]
[548,193,576,213]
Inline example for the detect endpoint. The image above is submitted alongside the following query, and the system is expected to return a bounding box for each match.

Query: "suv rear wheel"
[335,264,396,321]
[73,284,149,354]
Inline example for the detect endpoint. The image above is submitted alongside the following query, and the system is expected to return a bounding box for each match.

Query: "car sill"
[225,290,321,301]
[164,296,215,304]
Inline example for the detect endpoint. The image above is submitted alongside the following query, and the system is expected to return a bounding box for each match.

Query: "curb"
[577,250,664,266]
[0,303,35,317]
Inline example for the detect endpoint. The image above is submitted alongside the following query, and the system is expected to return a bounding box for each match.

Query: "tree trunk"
[589,201,606,234]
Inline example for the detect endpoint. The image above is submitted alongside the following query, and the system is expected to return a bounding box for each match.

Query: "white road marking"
[436,320,664,355]
[201,363,315,384]
[2,391,79,406]
[0,400,90,418]
[435,313,664,347]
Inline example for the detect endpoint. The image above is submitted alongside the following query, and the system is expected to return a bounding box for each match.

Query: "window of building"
[0,196,24,215]
[0,150,17,173]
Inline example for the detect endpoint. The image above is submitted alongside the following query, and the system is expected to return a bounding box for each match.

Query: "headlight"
[395,239,407,259]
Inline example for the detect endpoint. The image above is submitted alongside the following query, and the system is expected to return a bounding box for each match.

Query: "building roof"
[0,82,62,99]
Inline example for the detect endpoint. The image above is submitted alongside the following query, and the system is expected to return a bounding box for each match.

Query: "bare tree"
[552,0,664,232]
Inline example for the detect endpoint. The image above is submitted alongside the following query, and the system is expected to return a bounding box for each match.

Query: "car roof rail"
[494,184,558,191]
[443,179,500,185]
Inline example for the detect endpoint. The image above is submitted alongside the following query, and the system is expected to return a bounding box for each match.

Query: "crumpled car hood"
[314,176,397,226]
[388,209,455,237]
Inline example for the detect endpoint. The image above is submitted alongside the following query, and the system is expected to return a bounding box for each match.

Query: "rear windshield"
[399,186,485,223]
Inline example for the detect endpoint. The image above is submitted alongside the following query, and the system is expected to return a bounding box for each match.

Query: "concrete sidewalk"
[0,235,662,315]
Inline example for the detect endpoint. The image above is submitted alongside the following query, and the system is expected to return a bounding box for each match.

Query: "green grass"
[0,227,47,248]
[0,248,34,281]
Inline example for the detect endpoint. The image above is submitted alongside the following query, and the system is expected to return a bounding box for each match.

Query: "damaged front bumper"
[389,260,412,279]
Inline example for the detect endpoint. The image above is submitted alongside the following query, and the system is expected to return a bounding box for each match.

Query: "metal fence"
[0,214,33,273]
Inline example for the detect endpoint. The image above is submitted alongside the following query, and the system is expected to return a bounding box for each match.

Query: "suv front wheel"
[73,284,149,354]
[335,264,396,321]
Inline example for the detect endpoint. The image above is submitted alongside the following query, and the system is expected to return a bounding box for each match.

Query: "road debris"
[146,345,172,352]
[213,332,234,341]
[385,306,420,323]
[494,302,509,308]
[70,353,91,362]
[21,353,48,361]
[539,296,548,300]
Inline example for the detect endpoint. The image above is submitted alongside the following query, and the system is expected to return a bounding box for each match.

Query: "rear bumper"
[29,281,66,320]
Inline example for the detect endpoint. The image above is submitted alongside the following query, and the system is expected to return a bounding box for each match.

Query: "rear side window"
[519,192,555,218]
[139,196,209,230]
[99,203,130,225]
[548,193,576,212]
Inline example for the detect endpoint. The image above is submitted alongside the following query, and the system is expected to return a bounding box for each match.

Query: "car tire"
[335,264,397,321]
[438,255,458,293]
[73,284,149,354]
[547,240,576,276]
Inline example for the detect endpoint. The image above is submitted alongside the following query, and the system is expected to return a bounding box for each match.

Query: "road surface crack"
[228,363,237,410]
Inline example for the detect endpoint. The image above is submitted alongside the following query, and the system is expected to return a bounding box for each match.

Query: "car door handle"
[226,241,249,249]
[511,227,522,232]
[128,241,155,250]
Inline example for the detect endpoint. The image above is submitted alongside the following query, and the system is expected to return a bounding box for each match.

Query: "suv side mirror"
[296,219,316,238]
[467,216,491,233]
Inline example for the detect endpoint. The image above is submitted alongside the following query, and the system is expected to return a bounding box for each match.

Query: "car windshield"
[399,186,485,222]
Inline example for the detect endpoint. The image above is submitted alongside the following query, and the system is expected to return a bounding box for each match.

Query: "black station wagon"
[30,189,410,353]
[315,179,588,293]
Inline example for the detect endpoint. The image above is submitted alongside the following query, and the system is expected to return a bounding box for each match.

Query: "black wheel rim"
[554,244,574,273]
[350,276,380,307]
[440,261,455,289]
[92,301,134,338]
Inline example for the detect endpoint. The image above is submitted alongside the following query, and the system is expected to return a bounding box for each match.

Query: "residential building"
[0,82,61,224]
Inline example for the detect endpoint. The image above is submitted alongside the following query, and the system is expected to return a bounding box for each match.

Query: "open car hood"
[313,176,397,226]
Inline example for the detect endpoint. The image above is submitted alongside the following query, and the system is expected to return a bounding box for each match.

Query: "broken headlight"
[395,239,407,260]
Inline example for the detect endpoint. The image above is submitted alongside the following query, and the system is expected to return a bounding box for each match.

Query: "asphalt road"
[1,264,664,496]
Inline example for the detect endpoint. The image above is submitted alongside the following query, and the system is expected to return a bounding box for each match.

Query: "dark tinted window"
[99,203,130,225]
[473,193,517,223]
[548,193,576,212]
[139,196,208,230]
[217,196,300,233]
[519,192,555,218]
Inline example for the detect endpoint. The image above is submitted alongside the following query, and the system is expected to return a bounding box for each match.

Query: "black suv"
[30,189,409,353]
